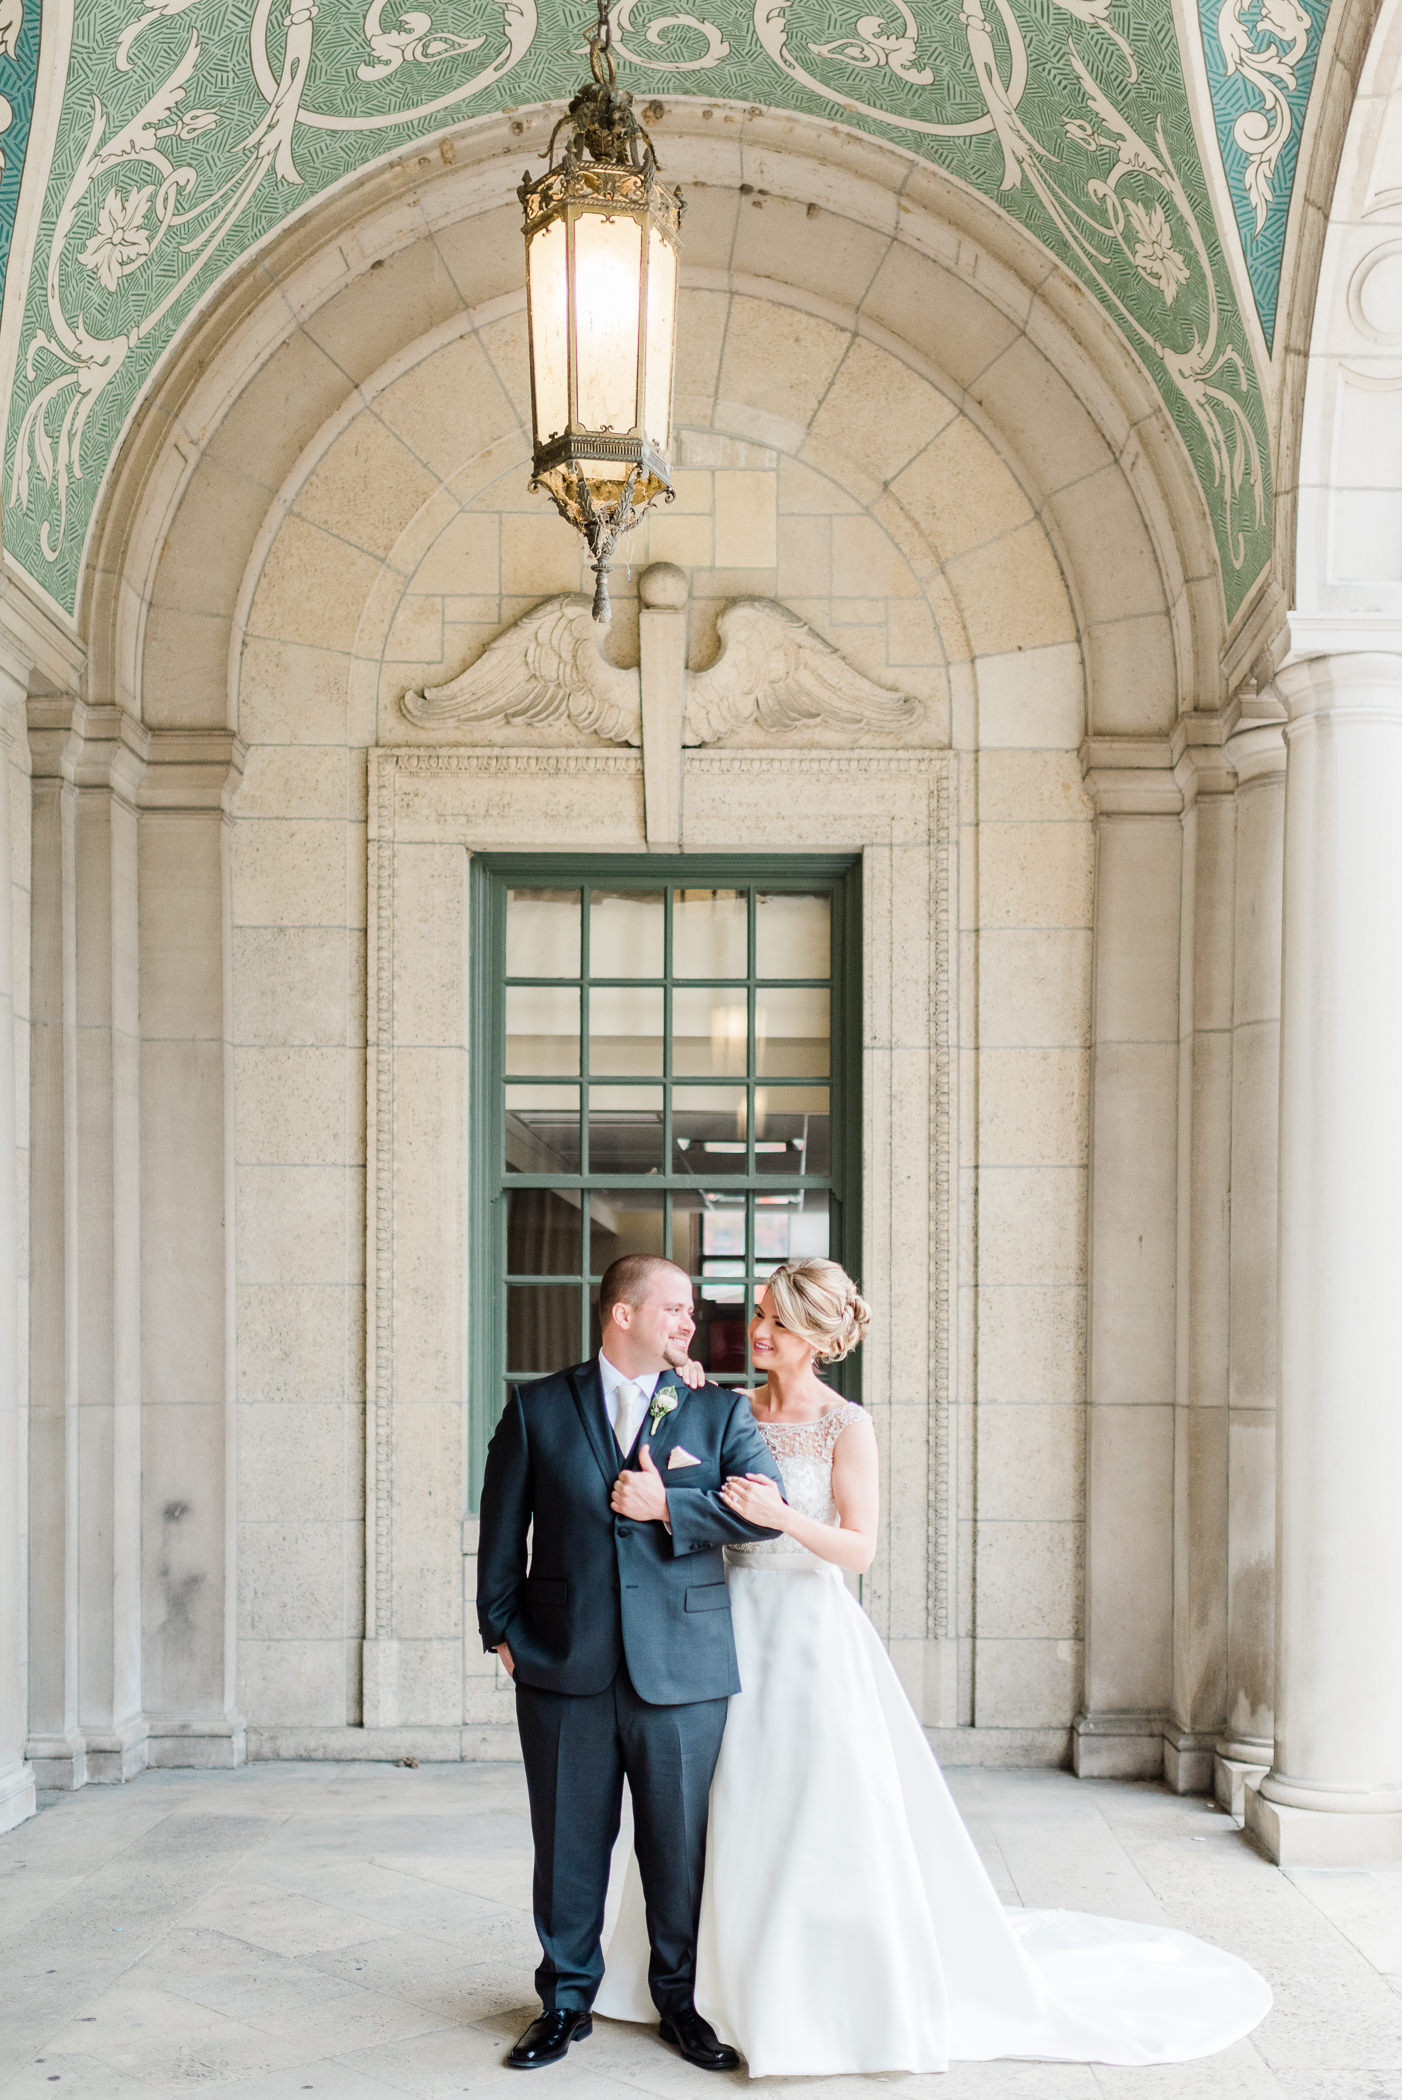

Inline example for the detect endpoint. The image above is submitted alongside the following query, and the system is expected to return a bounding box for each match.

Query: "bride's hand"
[675,1357,706,1391]
[722,1472,789,1528]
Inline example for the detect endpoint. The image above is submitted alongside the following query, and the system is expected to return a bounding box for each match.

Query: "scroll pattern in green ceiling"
[3,2,1275,621]
[1197,0,1329,351]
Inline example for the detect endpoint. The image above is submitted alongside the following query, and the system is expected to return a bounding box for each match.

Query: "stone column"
[138,731,245,1768]
[0,645,35,1831]
[1215,697,1286,1815]
[1246,653,1402,1864]
[1074,749,1181,1779]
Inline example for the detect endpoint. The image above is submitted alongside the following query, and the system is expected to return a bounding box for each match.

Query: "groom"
[477,1253,784,2072]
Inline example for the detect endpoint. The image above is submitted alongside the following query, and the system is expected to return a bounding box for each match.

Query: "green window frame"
[468,854,862,1502]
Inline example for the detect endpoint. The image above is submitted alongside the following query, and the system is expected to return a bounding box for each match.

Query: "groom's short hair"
[598,1254,689,1325]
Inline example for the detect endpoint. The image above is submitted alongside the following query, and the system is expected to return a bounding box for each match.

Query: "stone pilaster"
[1215,694,1286,1816]
[137,731,245,1769]
[1164,730,1236,1796]
[1246,654,1402,1864]
[1073,743,1182,1779]
[25,701,150,1784]
[0,642,35,1832]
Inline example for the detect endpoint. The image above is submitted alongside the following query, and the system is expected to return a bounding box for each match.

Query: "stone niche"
[226,271,1094,1763]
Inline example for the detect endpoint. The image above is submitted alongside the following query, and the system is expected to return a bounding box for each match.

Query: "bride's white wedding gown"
[595,1401,1272,2077]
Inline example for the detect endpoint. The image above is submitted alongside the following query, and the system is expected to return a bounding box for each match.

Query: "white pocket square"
[667,1446,702,1470]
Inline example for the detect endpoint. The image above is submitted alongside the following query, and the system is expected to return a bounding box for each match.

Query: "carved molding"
[401,593,930,750]
[364,744,958,1724]
[402,599,640,747]
[685,600,924,746]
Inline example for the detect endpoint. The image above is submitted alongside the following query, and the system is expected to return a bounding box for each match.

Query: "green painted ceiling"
[0,2,1333,627]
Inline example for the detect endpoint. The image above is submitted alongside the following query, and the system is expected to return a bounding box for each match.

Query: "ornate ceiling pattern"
[0,2,1335,628]
[1197,0,1328,349]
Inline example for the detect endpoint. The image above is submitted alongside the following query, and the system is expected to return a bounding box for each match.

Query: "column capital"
[136,727,245,813]
[1276,651,1402,725]
[27,696,148,804]
[1078,735,1182,815]
[1226,686,1287,787]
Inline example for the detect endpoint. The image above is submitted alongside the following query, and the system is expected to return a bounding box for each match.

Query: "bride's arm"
[720,1414,879,1573]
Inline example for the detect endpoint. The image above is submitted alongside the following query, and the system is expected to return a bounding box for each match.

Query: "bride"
[595,1257,1272,2077]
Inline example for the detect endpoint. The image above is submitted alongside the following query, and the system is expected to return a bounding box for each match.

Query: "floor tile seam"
[133,1964,463,2048]
[12,1814,311,2059]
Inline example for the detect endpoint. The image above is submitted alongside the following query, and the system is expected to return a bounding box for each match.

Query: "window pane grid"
[492,870,846,1393]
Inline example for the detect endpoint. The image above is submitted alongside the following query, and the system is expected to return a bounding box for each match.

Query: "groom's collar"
[596,1351,665,1406]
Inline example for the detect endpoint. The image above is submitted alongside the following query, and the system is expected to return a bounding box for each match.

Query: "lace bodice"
[727,1400,865,1563]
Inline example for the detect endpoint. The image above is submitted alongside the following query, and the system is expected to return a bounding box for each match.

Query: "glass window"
[474,862,857,1494]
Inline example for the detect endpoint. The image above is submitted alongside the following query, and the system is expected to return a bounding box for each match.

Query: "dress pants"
[515,1658,728,2014]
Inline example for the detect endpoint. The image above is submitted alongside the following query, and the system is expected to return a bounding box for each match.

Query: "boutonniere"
[647,1386,680,1436]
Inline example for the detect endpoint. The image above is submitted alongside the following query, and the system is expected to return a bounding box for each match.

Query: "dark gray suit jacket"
[476,1360,784,1704]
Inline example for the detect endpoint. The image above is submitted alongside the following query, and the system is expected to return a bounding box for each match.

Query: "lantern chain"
[589,0,618,89]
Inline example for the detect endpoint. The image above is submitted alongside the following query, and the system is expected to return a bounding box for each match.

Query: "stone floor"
[1,1762,1400,2100]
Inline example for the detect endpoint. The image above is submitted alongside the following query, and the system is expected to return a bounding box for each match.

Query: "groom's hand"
[611,1444,669,1523]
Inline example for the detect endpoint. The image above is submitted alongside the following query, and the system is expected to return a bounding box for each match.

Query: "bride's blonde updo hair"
[763,1259,871,1363]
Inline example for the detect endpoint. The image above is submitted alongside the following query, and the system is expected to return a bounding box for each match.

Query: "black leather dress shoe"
[506,2008,593,2068]
[658,2008,741,2072]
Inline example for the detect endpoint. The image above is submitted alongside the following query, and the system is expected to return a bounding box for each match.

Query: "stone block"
[946,523,1076,655]
[976,822,1095,931]
[977,1403,1084,1521]
[303,238,464,387]
[973,1285,1086,1407]
[239,1286,359,1413]
[296,415,439,561]
[890,417,1032,562]
[249,518,384,654]
[732,194,890,307]
[238,1521,347,1637]
[975,1521,1082,1639]
[232,928,354,1047]
[237,1164,355,1287]
[713,469,778,568]
[976,1167,1086,1289]
[808,336,956,486]
[973,638,1082,755]
[779,454,861,515]
[977,928,1093,1048]
[974,1639,1083,1728]
[238,1639,350,1727]
[237,1403,349,1523]
[977,1046,1090,1167]
[716,295,848,430]
[234,1048,354,1166]
[238,638,349,747]
[232,820,354,931]
[375,334,518,481]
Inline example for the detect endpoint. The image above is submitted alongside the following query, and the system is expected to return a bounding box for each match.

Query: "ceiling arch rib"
[2,1,1287,630]
[84,109,1222,741]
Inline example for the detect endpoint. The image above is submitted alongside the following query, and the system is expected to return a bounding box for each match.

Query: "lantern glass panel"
[644,226,677,451]
[573,210,643,434]
[527,216,569,444]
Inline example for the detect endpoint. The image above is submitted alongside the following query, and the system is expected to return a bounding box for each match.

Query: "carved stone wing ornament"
[401,595,640,745]
[683,600,923,746]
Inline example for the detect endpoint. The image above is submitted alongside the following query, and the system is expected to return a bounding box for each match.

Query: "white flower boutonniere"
[647,1387,680,1436]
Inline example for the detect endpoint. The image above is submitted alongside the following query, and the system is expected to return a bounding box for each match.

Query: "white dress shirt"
[598,1352,662,1454]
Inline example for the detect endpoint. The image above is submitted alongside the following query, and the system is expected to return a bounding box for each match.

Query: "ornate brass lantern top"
[519,0,683,621]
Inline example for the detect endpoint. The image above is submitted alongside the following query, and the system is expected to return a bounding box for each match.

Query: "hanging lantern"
[519,0,683,621]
